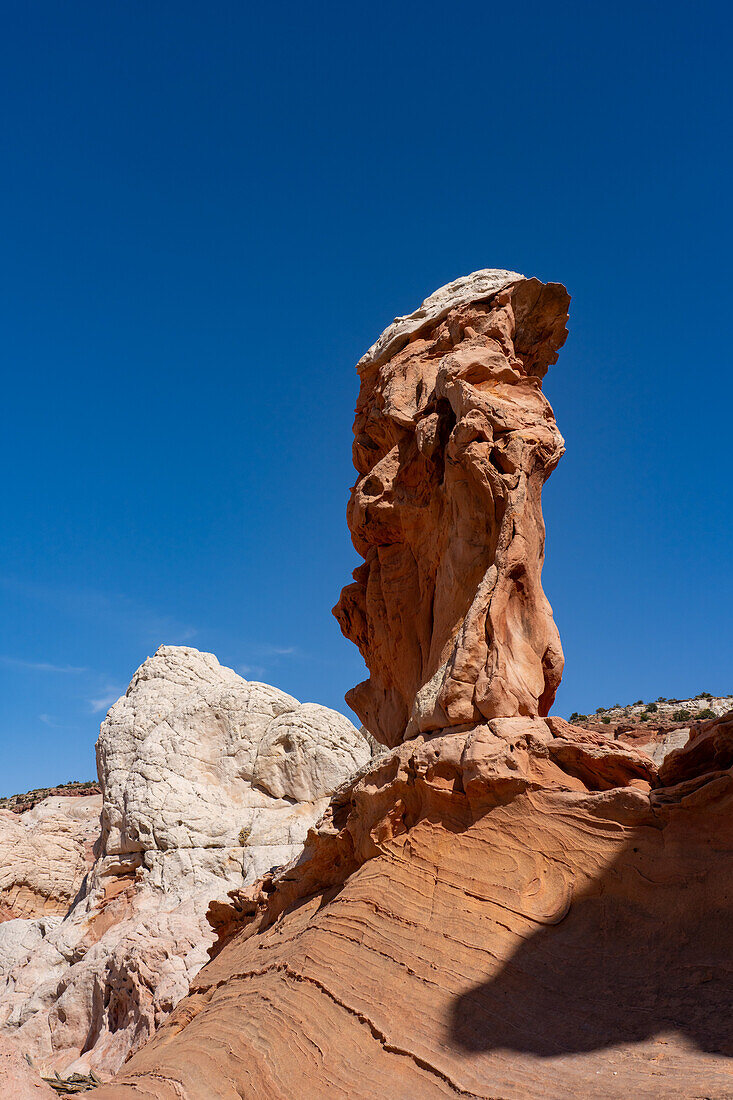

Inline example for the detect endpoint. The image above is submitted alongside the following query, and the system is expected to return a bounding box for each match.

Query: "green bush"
[697,708,715,719]
[646,702,658,713]
[601,716,611,725]
[672,708,691,722]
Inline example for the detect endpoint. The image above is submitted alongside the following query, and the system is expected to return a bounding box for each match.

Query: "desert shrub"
[601,716,611,725]
[646,702,658,713]
[697,708,715,719]
[672,708,691,722]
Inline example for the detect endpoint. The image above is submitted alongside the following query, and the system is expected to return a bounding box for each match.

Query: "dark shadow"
[449,795,733,1059]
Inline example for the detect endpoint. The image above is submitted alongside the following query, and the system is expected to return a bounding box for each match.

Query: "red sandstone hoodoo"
[334,270,569,745]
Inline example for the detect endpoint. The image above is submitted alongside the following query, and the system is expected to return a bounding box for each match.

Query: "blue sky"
[2,1,731,795]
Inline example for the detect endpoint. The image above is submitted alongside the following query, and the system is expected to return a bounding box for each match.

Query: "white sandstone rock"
[0,1033,54,1097]
[0,645,371,1078]
[638,728,691,766]
[253,702,373,801]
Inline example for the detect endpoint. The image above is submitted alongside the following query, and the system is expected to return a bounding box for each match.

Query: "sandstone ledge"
[94,711,733,1099]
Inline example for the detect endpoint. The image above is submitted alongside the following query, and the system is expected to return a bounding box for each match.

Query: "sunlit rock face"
[0,797,101,922]
[334,270,570,746]
[0,646,371,1079]
[96,645,370,876]
[0,1032,54,1097]
[86,278,733,1100]
[94,712,733,1100]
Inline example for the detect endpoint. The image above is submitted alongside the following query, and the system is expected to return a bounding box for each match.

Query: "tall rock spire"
[334,270,570,746]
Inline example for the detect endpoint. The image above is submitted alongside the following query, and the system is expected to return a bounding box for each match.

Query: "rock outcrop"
[95,710,733,1100]
[334,269,569,746]
[559,696,731,768]
[0,796,101,921]
[0,646,371,1078]
[89,272,733,1099]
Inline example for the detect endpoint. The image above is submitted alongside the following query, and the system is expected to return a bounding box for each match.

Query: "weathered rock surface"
[0,796,101,921]
[94,711,733,1099]
[0,646,371,1079]
[90,273,733,1099]
[334,270,569,746]
[0,1034,54,1097]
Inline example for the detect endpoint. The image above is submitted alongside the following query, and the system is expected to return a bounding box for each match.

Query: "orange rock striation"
[95,710,733,1099]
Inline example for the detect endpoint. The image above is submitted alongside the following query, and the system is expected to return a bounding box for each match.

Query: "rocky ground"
[99,709,733,1100]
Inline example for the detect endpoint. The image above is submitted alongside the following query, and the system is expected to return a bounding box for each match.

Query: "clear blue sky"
[2,1,731,795]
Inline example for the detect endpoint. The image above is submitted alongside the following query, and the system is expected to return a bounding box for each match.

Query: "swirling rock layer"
[94,711,733,1099]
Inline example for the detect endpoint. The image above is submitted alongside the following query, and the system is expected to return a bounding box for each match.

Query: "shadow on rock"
[450,782,733,1059]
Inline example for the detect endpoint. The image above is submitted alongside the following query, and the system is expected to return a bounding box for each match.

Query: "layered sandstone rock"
[570,694,732,754]
[334,269,569,746]
[0,646,370,1078]
[0,796,101,921]
[95,711,733,1100]
[90,273,733,1099]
